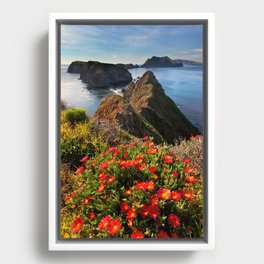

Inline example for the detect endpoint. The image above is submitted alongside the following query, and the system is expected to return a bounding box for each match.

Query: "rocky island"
[141,56,183,68]
[94,71,199,143]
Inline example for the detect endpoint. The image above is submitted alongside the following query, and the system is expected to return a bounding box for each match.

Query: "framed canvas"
[49,12,215,251]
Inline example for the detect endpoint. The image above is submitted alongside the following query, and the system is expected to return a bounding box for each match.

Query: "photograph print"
[59,21,206,240]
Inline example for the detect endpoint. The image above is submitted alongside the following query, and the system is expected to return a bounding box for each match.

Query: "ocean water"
[61,65,203,132]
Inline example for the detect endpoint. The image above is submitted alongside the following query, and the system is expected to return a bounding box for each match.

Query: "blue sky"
[61,24,203,65]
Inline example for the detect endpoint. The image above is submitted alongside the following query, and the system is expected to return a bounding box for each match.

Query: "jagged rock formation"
[93,95,164,143]
[94,71,199,143]
[141,56,183,68]
[79,61,132,88]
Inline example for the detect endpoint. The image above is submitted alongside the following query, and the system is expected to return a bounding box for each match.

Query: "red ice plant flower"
[75,166,84,174]
[183,158,191,164]
[140,204,160,219]
[123,151,129,158]
[125,189,132,196]
[148,166,157,173]
[120,201,130,213]
[98,183,105,193]
[145,141,154,147]
[107,175,115,184]
[131,229,144,239]
[185,167,195,174]
[98,215,112,230]
[171,191,182,201]
[107,219,122,235]
[83,197,90,205]
[168,214,180,228]
[157,188,171,200]
[64,192,76,203]
[71,217,84,233]
[146,181,155,191]
[136,164,146,171]
[172,172,178,177]
[88,212,95,220]
[127,208,137,220]
[157,230,170,238]
[107,146,117,153]
[163,155,173,164]
[182,190,195,201]
[99,161,110,170]
[148,147,159,154]
[80,155,89,162]
[99,172,108,181]
[113,149,119,157]
[186,176,196,183]
[142,136,149,141]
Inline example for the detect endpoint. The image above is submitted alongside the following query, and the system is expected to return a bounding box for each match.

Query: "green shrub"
[60,113,108,168]
[63,108,87,124]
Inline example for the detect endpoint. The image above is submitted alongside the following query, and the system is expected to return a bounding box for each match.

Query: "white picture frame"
[49,12,215,251]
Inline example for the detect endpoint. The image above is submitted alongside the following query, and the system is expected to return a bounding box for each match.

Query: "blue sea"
[61,65,203,132]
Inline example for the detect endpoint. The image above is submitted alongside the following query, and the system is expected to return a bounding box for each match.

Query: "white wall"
[0,0,264,263]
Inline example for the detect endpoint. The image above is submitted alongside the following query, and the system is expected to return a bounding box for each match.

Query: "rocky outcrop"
[80,61,132,88]
[124,71,199,143]
[93,95,164,142]
[94,71,199,144]
[142,56,183,68]
[67,61,87,73]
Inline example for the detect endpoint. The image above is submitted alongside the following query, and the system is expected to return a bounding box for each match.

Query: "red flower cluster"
[135,181,155,191]
[71,217,84,233]
[98,215,122,235]
[140,204,160,219]
[63,137,202,239]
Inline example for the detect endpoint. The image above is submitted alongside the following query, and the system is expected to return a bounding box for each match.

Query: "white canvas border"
[49,12,215,251]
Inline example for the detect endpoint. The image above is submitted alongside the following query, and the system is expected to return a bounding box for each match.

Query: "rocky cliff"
[141,56,183,68]
[93,95,164,142]
[67,61,87,73]
[94,71,199,144]
[80,61,132,88]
